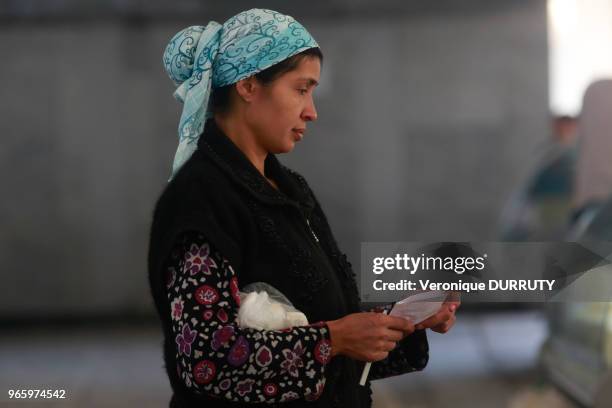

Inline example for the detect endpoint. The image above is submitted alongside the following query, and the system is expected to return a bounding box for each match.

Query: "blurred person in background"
[499,115,578,240]
[568,79,612,237]
[147,8,458,408]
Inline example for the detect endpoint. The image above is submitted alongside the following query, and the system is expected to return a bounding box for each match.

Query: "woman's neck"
[214,114,268,177]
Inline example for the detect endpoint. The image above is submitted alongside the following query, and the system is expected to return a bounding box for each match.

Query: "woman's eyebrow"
[298,77,319,87]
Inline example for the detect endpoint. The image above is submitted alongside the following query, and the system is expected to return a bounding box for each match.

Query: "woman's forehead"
[283,58,321,83]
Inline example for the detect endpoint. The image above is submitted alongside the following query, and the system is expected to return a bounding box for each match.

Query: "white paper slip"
[389,290,450,324]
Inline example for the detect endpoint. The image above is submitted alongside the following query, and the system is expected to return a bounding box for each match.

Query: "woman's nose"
[302,98,318,122]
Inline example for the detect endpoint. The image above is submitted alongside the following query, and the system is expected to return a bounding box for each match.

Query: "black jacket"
[148,119,427,407]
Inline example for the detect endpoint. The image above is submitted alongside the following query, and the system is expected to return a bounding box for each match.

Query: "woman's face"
[246,56,320,154]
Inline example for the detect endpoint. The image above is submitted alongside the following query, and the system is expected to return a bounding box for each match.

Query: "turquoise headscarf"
[162,8,319,179]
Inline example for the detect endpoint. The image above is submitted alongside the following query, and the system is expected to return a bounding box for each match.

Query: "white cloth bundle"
[237,282,308,330]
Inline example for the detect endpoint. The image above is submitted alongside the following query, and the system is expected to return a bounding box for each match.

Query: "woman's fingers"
[417,311,448,330]
[369,351,390,361]
[332,312,421,362]
[431,313,456,333]
[447,299,461,313]
[366,339,397,361]
[415,308,454,330]
[387,341,398,351]
[383,328,405,343]
[444,292,461,314]
[381,315,414,333]
[348,302,458,362]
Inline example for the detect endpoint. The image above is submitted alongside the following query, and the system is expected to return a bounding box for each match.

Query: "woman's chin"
[273,141,295,154]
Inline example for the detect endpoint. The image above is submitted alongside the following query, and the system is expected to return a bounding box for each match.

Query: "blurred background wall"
[0,0,549,320]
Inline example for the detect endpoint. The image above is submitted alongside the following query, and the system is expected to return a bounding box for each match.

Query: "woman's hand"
[326,312,414,362]
[415,294,460,334]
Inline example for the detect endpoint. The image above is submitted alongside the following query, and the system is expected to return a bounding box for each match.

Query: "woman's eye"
[298,89,308,95]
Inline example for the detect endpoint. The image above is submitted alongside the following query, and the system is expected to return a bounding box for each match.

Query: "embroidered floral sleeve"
[164,232,332,403]
[366,304,429,381]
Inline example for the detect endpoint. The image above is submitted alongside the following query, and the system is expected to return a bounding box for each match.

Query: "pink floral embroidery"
[235,378,255,397]
[195,285,219,305]
[185,243,217,275]
[230,276,240,306]
[170,296,184,321]
[228,336,250,367]
[280,391,299,402]
[281,341,305,377]
[263,383,278,397]
[211,326,234,351]
[219,378,232,391]
[255,346,272,367]
[193,360,216,385]
[216,308,228,323]
[176,323,197,356]
[314,339,331,365]
[167,233,337,403]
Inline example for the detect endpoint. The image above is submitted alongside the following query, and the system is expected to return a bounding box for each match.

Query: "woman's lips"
[292,128,305,141]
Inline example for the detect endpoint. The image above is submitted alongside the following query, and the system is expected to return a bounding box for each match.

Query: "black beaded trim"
[308,210,361,312]
[245,198,329,304]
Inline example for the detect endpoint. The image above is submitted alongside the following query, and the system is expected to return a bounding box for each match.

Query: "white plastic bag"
[237,282,308,330]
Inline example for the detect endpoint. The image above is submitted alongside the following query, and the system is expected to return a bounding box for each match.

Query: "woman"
[148,9,458,408]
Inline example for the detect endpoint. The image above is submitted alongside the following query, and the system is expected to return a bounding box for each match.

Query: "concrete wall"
[0,1,549,318]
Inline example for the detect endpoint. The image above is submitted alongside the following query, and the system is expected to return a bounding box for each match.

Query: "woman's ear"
[234,77,260,103]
